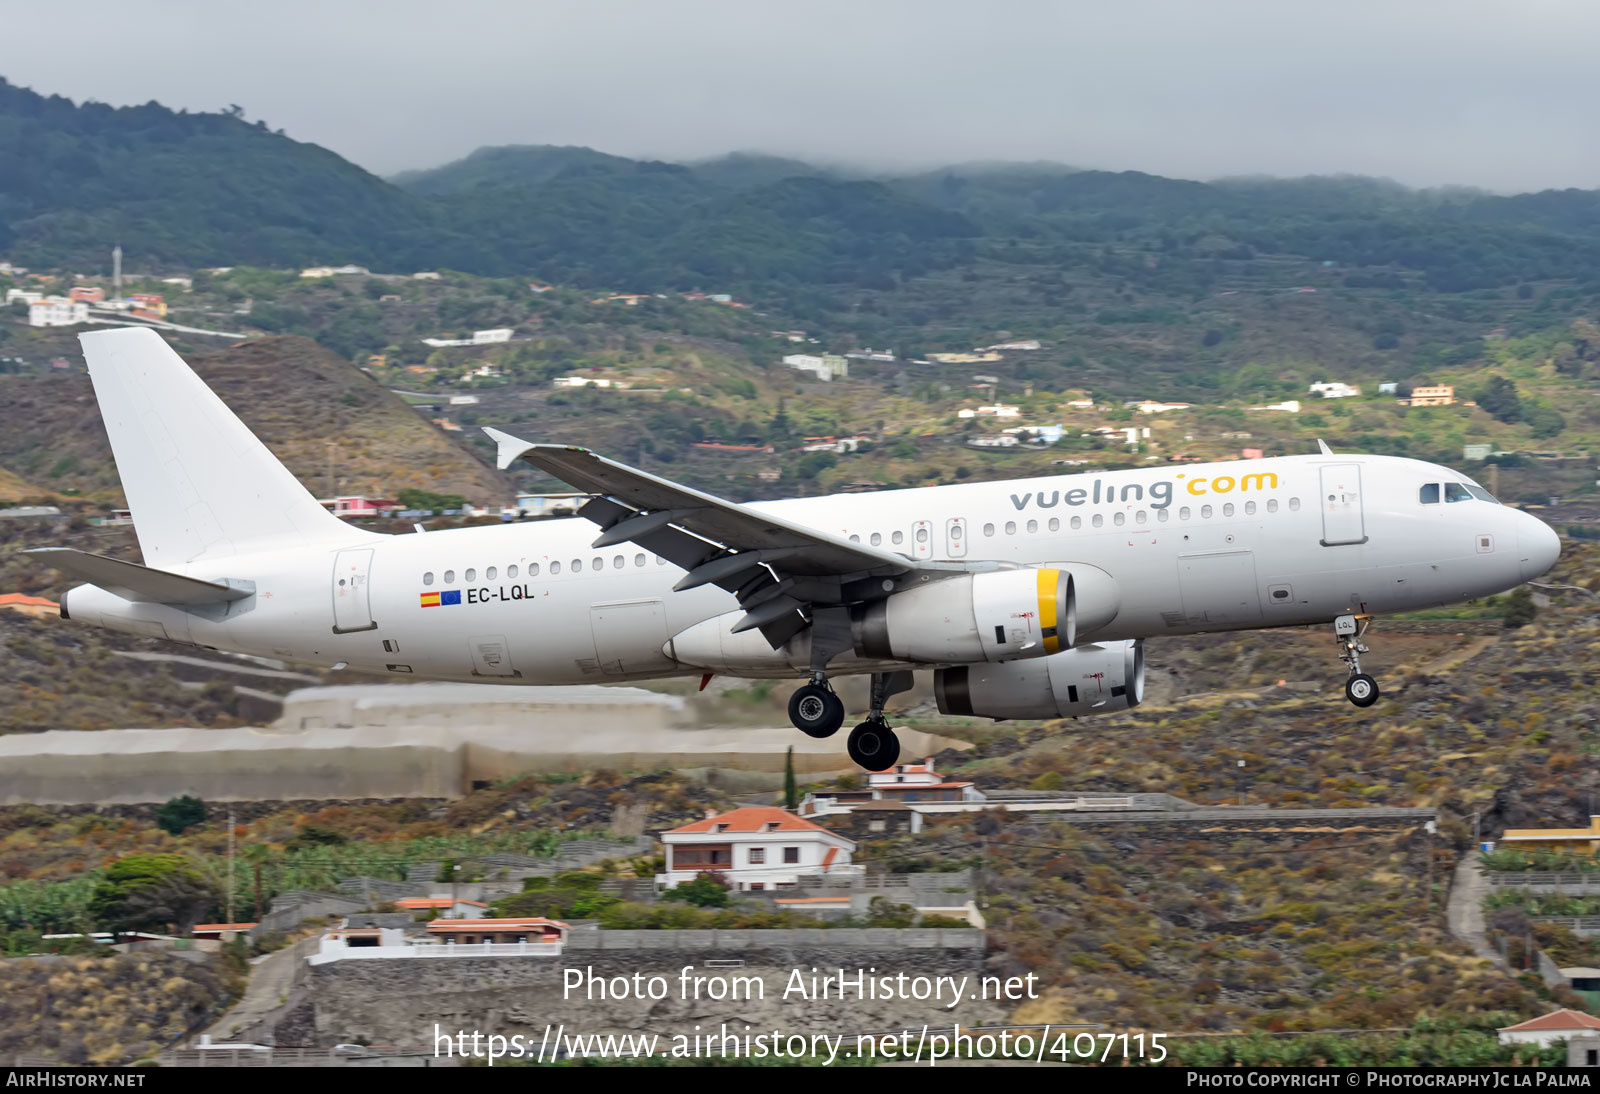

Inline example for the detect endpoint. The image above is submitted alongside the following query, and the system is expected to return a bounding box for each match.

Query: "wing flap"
[26,548,252,605]
[487,432,913,578]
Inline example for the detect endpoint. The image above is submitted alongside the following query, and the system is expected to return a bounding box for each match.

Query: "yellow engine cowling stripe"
[1037,568,1061,653]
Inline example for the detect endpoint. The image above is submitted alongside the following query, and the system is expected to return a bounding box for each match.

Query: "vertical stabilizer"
[78,327,365,566]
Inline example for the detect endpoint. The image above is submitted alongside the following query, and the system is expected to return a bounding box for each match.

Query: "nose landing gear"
[1335,613,1380,708]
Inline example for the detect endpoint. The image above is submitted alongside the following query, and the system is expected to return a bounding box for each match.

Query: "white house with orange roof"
[799,758,986,822]
[657,807,858,893]
[1497,1008,1600,1049]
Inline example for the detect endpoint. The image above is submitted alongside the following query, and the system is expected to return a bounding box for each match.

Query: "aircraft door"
[945,516,968,558]
[1319,464,1368,546]
[331,548,376,633]
[911,520,933,560]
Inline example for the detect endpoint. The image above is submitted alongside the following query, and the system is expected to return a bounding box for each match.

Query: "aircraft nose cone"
[1519,516,1561,581]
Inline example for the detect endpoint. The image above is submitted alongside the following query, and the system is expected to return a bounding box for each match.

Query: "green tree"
[154,795,206,837]
[240,843,274,920]
[661,872,730,908]
[1476,375,1523,424]
[1502,586,1538,629]
[88,854,217,934]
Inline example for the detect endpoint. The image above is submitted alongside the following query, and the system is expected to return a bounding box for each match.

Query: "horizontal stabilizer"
[26,548,251,605]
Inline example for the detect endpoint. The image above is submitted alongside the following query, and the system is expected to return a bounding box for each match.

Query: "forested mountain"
[4,75,1600,300]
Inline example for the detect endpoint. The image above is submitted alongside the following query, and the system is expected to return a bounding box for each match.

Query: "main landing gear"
[1334,613,1380,708]
[787,671,912,771]
[788,676,846,738]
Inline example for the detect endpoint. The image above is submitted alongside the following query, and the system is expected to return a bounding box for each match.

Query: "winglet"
[1316,438,1333,455]
[482,427,589,471]
[481,426,533,470]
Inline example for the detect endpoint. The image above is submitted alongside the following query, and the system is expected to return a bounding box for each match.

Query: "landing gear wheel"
[1345,673,1379,708]
[847,720,900,771]
[789,684,845,738]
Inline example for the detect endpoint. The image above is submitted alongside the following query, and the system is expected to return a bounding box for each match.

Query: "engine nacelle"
[934,639,1145,720]
[852,568,1075,665]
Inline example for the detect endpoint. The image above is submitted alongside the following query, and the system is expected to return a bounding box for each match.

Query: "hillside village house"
[0,593,60,619]
[658,807,858,892]
[310,915,569,964]
[1498,816,1600,858]
[1403,385,1456,407]
[28,297,89,327]
[800,758,987,826]
[781,353,849,382]
[1497,1009,1600,1049]
[1308,381,1362,399]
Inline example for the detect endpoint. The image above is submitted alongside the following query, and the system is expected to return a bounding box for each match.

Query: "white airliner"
[37,328,1560,769]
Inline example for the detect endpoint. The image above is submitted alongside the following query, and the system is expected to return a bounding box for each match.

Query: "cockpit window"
[1466,485,1499,503]
[1419,483,1440,504]
[1444,483,1473,503]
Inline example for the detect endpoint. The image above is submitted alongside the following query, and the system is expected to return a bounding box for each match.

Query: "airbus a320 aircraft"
[37,329,1561,769]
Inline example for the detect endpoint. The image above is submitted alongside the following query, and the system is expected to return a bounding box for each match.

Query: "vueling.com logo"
[1009,471,1279,512]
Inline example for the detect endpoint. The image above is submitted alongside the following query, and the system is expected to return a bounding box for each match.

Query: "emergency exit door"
[1319,464,1368,546]
[331,548,376,633]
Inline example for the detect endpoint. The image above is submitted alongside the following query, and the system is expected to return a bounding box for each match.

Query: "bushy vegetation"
[0,951,228,1065]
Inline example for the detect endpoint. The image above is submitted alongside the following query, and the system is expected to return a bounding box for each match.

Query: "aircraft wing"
[484,429,927,648]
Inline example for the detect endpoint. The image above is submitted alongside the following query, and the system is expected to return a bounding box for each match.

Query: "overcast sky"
[3,0,1596,192]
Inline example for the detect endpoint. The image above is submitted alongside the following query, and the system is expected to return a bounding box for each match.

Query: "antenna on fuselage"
[1316,439,1333,455]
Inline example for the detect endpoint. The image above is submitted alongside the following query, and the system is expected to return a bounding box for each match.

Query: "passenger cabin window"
[870,532,882,546]
[1048,517,1060,531]
[1419,483,1440,504]
[465,568,476,582]
[1266,499,1278,513]
[528,563,539,576]
[1026,519,1037,533]
[550,561,561,574]
[1005,521,1017,535]
[892,531,904,545]
[571,559,582,572]
[1157,509,1169,522]
[508,564,518,578]
[1091,514,1103,528]
[635,553,646,566]
[486,566,497,580]
[443,570,455,583]
[423,571,435,586]
[1071,516,1082,530]
[1288,498,1301,512]
[1444,483,1473,503]
[983,523,995,537]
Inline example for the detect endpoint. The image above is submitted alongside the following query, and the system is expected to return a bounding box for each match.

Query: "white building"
[967,435,1019,448]
[800,758,987,825]
[957,404,1021,420]
[1308,382,1362,399]
[6,289,43,306]
[1497,1009,1600,1049]
[1136,401,1193,414]
[1258,400,1301,413]
[448,395,480,406]
[658,807,858,893]
[782,353,849,382]
[985,340,1041,351]
[472,328,513,344]
[28,298,89,327]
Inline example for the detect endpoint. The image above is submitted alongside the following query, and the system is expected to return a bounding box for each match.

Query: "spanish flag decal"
[420,591,441,607]
[420,590,461,607]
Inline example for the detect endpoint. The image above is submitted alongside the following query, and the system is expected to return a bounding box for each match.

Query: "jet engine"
[851,567,1074,665]
[934,639,1144,720]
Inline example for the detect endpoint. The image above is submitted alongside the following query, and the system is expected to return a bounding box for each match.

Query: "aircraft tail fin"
[78,327,362,566]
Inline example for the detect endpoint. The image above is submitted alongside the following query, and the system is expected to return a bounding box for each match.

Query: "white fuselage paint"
[65,453,1557,685]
